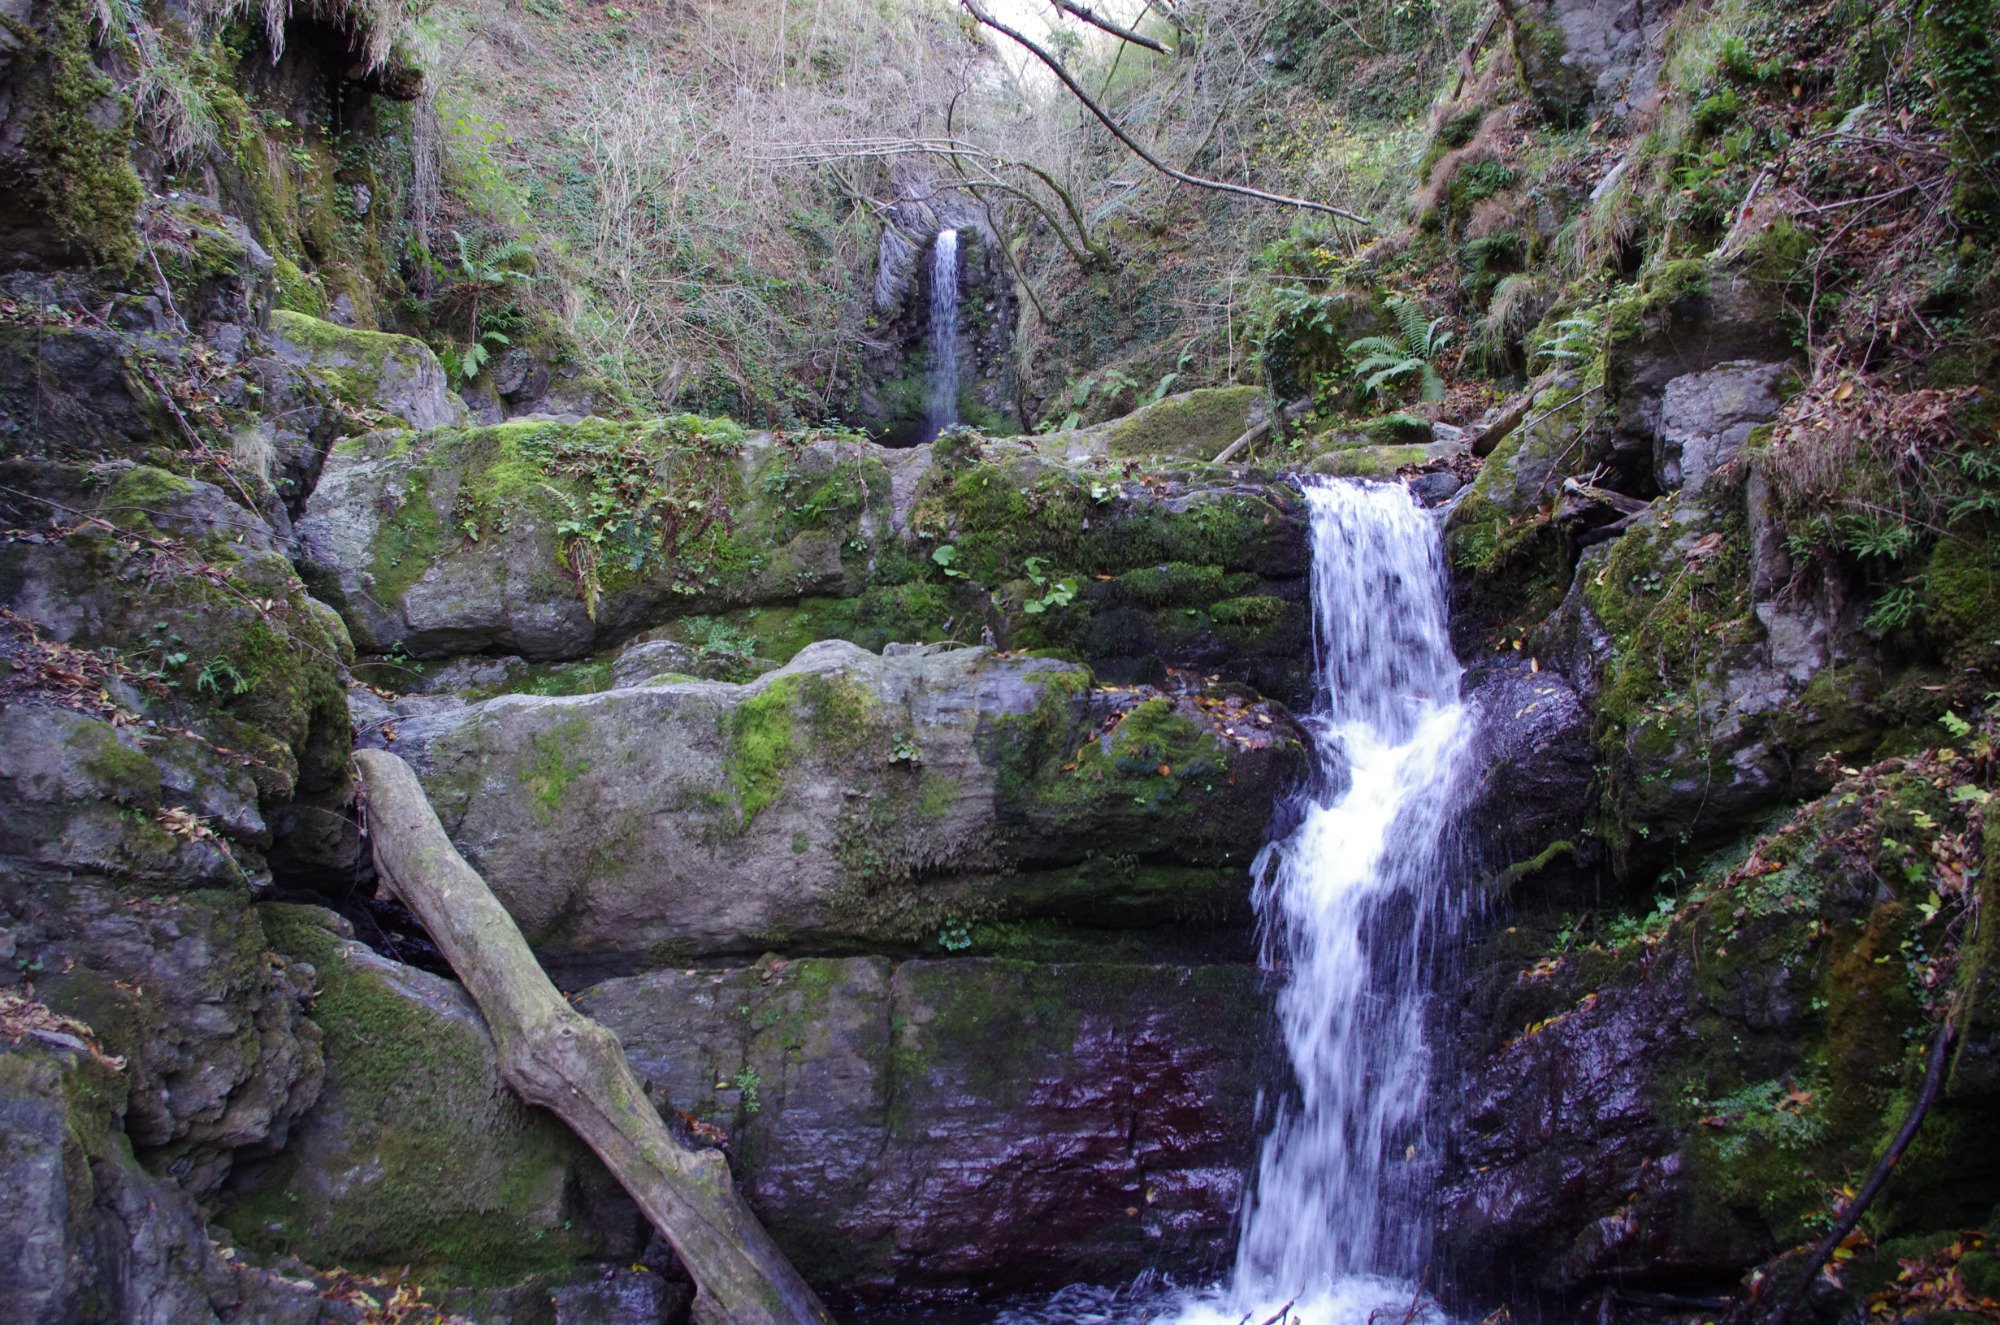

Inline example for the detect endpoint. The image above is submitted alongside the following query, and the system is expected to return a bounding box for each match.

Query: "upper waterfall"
[924,227,961,443]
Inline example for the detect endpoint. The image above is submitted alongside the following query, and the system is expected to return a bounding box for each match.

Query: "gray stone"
[0,1041,328,1325]
[267,310,469,432]
[2,879,325,1194]
[1655,360,1790,498]
[217,906,645,1279]
[384,639,1302,966]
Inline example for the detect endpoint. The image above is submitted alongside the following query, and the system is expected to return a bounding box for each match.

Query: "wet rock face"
[578,956,1270,1300]
[378,639,1305,969]
[852,188,1020,444]
[1462,658,1595,882]
[1436,746,2000,1310]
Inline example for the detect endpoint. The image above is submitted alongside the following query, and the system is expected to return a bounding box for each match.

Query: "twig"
[958,0,1369,225]
[1771,1007,1960,1325]
[1213,397,1309,464]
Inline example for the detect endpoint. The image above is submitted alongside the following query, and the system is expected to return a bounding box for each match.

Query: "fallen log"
[352,748,832,1325]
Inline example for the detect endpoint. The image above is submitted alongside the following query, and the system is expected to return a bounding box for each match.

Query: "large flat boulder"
[381,639,1305,969]
[298,420,890,659]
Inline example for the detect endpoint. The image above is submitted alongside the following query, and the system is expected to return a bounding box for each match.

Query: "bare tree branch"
[1050,0,1173,56]
[753,136,1109,264]
[959,0,1371,225]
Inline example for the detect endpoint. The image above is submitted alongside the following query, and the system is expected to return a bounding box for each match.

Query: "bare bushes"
[420,0,974,418]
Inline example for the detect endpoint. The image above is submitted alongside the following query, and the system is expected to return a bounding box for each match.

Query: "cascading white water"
[1184,477,1472,1325]
[994,478,1471,1325]
[924,227,961,442]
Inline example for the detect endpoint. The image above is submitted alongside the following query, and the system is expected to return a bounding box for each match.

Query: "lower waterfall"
[1213,477,1472,1324]
[999,476,1472,1325]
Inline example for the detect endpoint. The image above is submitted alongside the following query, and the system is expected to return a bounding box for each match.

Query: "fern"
[541,483,604,620]
[1346,297,1452,403]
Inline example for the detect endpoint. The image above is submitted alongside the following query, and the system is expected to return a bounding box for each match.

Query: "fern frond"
[1363,361,1422,395]
[1391,298,1431,355]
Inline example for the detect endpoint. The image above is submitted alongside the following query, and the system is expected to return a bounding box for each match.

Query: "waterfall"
[1188,478,1471,1325]
[924,227,960,442]
[996,478,1471,1325]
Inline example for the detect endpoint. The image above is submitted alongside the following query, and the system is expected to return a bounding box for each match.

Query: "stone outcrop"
[577,955,1271,1299]
[1437,750,2000,1305]
[299,421,890,659]
[0,1040,333,1325]
[218,905,646,1283]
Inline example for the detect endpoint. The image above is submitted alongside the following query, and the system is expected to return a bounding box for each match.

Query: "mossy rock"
[5,0,144,267]
[268,310,467,431]
[0,459,354,870]
[1311,443,1433,478]
[1102,386,1263,459]
[218,905,643,1285]
[300,418,892,660]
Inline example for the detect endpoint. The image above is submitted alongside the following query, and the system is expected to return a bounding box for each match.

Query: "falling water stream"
[1208,477,1472,1325]
[996,478,1471,1325]
[924,228,960,442]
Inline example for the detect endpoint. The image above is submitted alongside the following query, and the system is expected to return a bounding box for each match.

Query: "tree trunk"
[352,748,832,1325]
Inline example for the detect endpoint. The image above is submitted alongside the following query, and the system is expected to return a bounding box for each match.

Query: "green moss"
[1208,594,1296,649]
[270,310,440,413]
[1495,840,1578,890]
[231,905,611,1284]
[1112,562,1253,608]
[102,465,195,524]
[798,672,879,752]
[729,675,801,822]
[271,257,328,317]
[1313,443,1431,477]
[22,0,143,266]
[68,722,159,806]
[367,466,445,610]
[1606,258,1713,343]
[520,718,590,823]
[1103,386,1262,458]
[1925,528,2000,670]
[1365,412,1434,444]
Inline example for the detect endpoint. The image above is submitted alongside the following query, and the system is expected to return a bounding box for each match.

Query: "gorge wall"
[1,0,1998,1322]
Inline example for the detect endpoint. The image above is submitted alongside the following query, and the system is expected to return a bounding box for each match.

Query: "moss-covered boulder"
[1437,740,2000,1310]
[379,638,1303,967]
[1099,385,1264,458]
[268,309,468,432]
[217,904,644,1285]
[577,955,1270,1298]
[906,433,1314,696]
[300,419,893,660]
